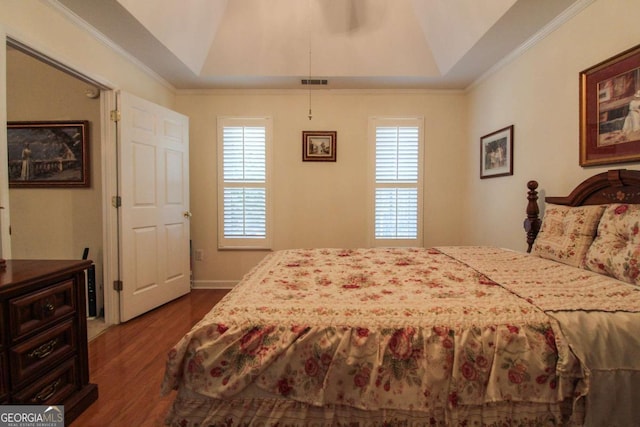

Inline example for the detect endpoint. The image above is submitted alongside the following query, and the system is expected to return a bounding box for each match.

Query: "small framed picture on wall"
[302,131,337,162]
[480,125,513,179]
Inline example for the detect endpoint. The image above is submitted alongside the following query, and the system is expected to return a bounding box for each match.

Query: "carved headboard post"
[524,180,541,253]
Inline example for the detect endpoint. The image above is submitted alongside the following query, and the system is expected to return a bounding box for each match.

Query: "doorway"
[3,39,192,329]
[5,43,111,336]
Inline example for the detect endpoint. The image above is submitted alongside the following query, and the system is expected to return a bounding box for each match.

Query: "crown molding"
[468,0,596,92]
[176,87,465,96]
[44,0,176,93]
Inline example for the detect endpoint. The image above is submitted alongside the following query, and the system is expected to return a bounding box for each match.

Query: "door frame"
[2,35,121,325]
[101,90,120,325]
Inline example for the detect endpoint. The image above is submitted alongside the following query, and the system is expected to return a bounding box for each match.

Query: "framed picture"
[580,43,640,166]
[7,121,90,188]
[480,125,513,179]
[302,131,337,162]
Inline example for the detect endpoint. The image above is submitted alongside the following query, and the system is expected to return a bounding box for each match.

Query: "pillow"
[585,204,640,286]
[532,203,605,268]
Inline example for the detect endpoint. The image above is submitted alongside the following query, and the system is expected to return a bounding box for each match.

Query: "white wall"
[466,0,640,251]
[177,90,467,285]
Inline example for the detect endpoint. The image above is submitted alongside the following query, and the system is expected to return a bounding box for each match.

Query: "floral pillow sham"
[532,203,605,268]
[585,204,640,286]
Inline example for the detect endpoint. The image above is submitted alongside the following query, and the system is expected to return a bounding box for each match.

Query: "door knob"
[183,211,192,218]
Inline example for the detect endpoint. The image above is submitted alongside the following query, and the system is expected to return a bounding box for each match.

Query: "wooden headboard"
[524,169,640,252]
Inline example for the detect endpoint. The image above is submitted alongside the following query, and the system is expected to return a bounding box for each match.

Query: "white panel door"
[118,91,190,322]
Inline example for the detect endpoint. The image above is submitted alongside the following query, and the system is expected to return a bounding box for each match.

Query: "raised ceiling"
[54,0,586,90]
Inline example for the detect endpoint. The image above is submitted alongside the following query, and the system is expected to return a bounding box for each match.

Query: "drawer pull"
[45,303,55,312]
[28,338,59,359]
[32,378,61,403]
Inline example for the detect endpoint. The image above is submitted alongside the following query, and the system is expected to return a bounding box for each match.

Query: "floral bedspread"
[162,247,586,425]
[438,246,640,312]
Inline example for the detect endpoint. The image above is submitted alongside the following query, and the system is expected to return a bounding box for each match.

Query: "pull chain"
[307,0,312,120]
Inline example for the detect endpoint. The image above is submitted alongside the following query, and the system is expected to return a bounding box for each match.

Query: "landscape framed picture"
[7,120,90,188]
[580,43,640,166]
[480,125,513,179]
[302,131,337,162]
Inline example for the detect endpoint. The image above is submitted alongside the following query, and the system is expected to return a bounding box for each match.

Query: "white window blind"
[218,118,271,249]
[375,187,418,238]
[370,119,423,246]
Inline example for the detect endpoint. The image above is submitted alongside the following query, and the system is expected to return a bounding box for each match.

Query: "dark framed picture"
[302,131,336,162]
[580,43,640,166]
[480,125,513,179]
[7,121,90,188]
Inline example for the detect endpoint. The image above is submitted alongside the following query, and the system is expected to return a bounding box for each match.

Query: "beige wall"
[0,1,176,258]
[0,1,175,107]
[177,90,467,285]
[465,0,640,251]
[6,49,103,286]
[183,0,640,285]
[3,0,639,288]
[0,1,177,322]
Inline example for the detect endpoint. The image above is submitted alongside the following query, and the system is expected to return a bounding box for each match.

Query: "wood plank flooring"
[71,289,229,426]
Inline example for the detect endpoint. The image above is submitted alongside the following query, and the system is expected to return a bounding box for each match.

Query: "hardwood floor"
[71,289,230,426]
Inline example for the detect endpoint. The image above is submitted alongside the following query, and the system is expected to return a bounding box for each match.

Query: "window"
[369,117,424,247]
[217,117,272,249]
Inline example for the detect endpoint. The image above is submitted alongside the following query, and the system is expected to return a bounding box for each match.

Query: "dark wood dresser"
[0,260,98,424]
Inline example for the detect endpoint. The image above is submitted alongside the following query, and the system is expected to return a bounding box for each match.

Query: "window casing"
[369,117,424,247]
[217,117,272,249]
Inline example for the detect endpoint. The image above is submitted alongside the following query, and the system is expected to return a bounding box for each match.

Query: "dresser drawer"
[0,260,96,423]
[9,319,76,386]
[9,279,76,341]
[12,357,78,405]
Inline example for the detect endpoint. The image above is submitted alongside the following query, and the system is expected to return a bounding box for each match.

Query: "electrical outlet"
[194,249,204,261]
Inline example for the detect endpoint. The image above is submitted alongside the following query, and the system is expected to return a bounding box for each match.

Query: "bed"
[162,169,640,426]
